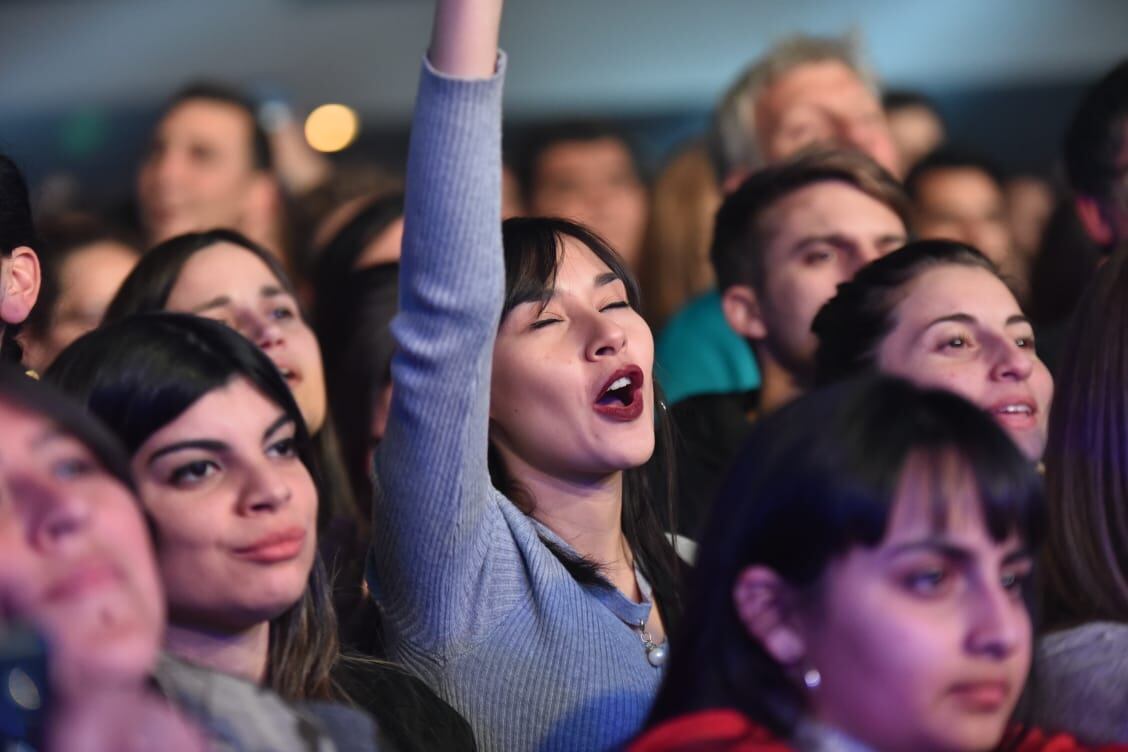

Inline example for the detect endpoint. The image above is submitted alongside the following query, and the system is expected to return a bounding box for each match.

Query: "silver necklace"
[634,619,668,667]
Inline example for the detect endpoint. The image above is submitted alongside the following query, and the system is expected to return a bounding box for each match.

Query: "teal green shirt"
[656,290,760,404]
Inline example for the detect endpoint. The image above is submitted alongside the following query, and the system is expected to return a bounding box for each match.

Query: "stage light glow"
[304,103,359,153]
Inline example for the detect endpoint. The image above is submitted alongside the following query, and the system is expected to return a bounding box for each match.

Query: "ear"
[721,284,767,341]
[1075,194,1114,246]
[0,246,41,327]
[733,565,807,666]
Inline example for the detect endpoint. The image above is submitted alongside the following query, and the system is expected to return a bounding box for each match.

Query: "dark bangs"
[45,314,316,482]
[500,217,641,320]
[730,378,1045,587]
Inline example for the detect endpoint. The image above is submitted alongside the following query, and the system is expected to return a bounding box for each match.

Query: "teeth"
[995,404,1032,415]
[608,376,631,392]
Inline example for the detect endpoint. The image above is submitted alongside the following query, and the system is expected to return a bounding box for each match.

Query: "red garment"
[628,710,1128,752]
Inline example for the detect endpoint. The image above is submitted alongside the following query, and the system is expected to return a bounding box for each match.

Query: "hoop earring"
[803,668,821,690]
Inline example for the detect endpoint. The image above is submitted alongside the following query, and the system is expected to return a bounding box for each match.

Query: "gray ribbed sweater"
[366,56,663,752]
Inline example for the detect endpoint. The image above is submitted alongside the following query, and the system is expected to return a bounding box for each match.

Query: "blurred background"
[2,0,1126,211]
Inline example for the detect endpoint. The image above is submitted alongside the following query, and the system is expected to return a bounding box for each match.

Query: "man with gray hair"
[712,34,902,188]
[657,33,903,405]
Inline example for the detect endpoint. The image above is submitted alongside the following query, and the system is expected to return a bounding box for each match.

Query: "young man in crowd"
[658,33,902,403]
[136,83,283,253]
[905,149,1025,301]
[518,121,649,270]
[0,155,42,367]
[673,149,909,534]
[1036,58,1128,371]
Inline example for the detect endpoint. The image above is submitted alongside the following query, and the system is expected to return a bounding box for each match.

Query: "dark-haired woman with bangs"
[633,376,1125,752]
[367,0,683,749]
[46,313,476,752]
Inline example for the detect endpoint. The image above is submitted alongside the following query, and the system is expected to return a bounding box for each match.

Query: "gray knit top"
[366,56,663,752]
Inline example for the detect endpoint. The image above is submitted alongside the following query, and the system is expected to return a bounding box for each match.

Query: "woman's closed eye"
[599,300,630,313]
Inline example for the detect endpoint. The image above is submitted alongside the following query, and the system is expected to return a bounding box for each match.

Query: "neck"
[504,452,636,593]
[164,619,271,686]
[754,345,807,415]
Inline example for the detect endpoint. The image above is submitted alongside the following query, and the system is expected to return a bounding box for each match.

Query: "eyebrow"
[146,439,227,466]
[921,312,1032,333]
[189,285,288,314]
[262,414,293,442]
[791,232,908,254]
[884,538,1032,565]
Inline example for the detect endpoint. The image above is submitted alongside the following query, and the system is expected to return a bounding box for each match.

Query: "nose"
[583,310,628,361]
[8,474,93,553]
[237,462,292,516]
[991,338,1035,383]
[965,578,1025,660]
[234,309,284,352]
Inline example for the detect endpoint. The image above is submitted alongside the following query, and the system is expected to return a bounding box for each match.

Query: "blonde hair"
[639,141,722,327]
[710,33,877,179]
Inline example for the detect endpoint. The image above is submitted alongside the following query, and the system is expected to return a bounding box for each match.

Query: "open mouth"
[988,399,1036,428]
[593,366,645,420]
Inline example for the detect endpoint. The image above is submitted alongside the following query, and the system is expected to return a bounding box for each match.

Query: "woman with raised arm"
[369,0,682,749]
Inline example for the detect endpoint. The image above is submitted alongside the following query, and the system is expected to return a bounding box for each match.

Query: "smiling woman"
[45,313,477,751]
[813,240,1053,461]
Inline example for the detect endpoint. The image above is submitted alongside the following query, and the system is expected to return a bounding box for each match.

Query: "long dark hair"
[492,216,683,631]
[812,240,999,386]
[45,313,340,701]
[0,154,37,365]
[645,376,1045,736]
[1042,249,1128,628]
[102,229,356,530]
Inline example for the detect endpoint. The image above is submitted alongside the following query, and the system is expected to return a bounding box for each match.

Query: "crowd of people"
[1,0,1127,750]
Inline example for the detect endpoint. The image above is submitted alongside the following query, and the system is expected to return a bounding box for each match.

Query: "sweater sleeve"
[368,54,516,654]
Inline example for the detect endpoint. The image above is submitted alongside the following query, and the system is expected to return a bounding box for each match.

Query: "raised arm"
[369,0,513,653]
[429,0,502,77]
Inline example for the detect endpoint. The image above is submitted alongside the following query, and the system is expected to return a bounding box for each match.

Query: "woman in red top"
[633,376,1124,752]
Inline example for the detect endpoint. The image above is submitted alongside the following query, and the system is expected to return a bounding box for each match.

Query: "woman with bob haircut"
[1031,249,1128,744]
[633,376,1123,752]
[367,0,682,748]
[102,228,355,533]
[813,240,1053,461]
[0,363,388,752]
[45,313,476,752]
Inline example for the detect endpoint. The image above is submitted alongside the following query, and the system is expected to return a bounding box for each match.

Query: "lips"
[271,358,301,386]
[44,559,122,604]
[593,365,645,421]
[948,680,1011,712]
[986,397,1037,431]
[232,527,307,564]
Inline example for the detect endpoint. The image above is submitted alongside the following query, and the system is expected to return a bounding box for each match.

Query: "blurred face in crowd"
[0,398,164,699]
[1004,176,1054,258]
[22,241,139,373]
[876,264,1053,460]
[490,236,655,485]
[755,61,902,178]
[745,454,1032,752]
[886,104,945,171]
[131,378,317,632]
[529,138,649,270]
[164,242,327,433]
[138,98,270,244]
[912,168,1013,271]
[724,180,907,383]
